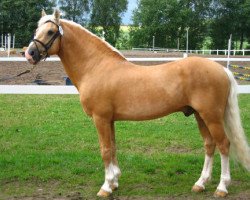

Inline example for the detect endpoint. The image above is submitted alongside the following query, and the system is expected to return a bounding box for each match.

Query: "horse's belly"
[113,99,182,121]
[113,80,185,120]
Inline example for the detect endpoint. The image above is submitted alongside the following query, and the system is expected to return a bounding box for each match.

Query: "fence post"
[217,49,219,55]
[185,27,189,54]
[243,49,245,56]
[12,34,15,49]
[7,33,11,57]
[101,30,105,40]
[227,34,232,68]
[152,36,155,52]
[5,34,7,50]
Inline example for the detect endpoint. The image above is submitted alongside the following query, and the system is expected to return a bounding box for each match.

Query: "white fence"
[0,85,78,94]
[0,85,249,94]
[132,48,250,56]
[0,34,15,56]
[2,56,250,62]
[0,56,250,94]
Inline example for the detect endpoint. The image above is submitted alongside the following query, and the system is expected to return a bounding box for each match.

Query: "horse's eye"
[48,30,54,36]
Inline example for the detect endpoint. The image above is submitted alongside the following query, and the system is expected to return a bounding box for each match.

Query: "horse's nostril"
[28,49,35,56]
[29,50,35,56]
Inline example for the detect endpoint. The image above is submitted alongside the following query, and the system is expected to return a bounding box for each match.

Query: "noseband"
[33,20,63,60]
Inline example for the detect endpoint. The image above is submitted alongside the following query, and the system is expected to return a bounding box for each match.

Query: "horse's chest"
[80,91,113,118]
[80,95,94,116]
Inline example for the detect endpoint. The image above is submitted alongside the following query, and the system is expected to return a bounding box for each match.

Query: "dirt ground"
[3,184,250,200]
[0,50,250,85]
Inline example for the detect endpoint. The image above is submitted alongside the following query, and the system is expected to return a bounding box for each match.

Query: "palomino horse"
[25,10,250,198]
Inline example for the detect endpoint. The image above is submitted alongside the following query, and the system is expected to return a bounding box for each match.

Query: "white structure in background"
[101,30,105,41]
[185,27,189,54]
[227,34,232,68]
[0,34,15,54]
[7,33,11,57]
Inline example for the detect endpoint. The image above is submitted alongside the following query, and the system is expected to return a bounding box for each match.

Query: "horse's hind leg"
[197,110,231,197]
[206,122,231,197]
[93,115,121,197]
[192,113,216,192]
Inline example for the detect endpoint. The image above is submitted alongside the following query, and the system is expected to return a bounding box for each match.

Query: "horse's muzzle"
[25,46,41,65]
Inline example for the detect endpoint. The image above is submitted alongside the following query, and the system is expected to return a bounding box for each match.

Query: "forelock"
[38,15,57,27]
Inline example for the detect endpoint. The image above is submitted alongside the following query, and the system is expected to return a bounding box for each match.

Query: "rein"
[33,20,63,61]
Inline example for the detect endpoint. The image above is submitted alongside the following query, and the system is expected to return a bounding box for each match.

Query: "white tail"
[224,68,250,171]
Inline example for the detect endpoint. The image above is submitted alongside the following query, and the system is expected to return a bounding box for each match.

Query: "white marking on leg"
[101,163,121,193]
[217,154,231,193]
[195,155,213,189]
[112,164,121,188]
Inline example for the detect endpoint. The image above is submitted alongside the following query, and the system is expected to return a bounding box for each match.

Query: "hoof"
[97,189,111,198]
[192,185,205,193]
[111,185,118,191]
[214,190,228,198]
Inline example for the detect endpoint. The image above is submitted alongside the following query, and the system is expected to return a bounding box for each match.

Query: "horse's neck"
[58,20,126,88]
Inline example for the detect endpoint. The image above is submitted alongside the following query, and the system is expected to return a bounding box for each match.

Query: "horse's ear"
[41,9,47,17]
[54,9,61,23]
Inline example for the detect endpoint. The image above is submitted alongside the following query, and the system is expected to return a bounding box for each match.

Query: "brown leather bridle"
[32,20,62,61]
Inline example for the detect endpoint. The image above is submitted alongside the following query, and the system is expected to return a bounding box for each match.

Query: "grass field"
[0,94,250,199]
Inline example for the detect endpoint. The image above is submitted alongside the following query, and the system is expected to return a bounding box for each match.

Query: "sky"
[56,0,137,25]
[122,0,138,25]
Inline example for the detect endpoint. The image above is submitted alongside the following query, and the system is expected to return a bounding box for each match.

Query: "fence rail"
[2,56,250,62]
[0,56,250,94]
[0,85,249,94]
[132,48,250,56]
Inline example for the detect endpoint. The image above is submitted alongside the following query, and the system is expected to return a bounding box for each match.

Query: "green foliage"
[209,0,250,49]
[58,0,90,24]
[0,0,55,47]
[130,0,211,49]
[89,0,128,46]
[115,29,131,50]
[2,1,250,50]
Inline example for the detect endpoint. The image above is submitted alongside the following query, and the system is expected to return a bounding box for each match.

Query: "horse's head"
[25,9,63,64]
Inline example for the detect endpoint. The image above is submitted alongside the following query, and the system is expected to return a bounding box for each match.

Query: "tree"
[58,0,90,24]
[130,0,211,50]
[89,0,128,46]
[209,0,250,50]
[0,0,55,47]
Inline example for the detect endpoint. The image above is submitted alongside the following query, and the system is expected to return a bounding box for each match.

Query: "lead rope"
[0,21,63,82]
[16,65,37,77]
[0,64,37,82]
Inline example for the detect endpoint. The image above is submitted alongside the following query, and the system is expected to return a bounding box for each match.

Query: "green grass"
[0,94,250,199]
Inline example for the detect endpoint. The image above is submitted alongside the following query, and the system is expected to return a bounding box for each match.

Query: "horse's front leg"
[93,115,121,197]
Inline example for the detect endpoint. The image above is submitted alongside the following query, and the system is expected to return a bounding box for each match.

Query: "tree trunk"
[240,32,244,50]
